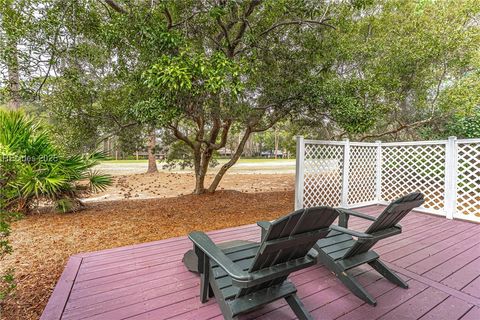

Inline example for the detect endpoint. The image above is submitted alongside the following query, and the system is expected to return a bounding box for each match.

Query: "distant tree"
[447,112,480,139]
[298,0,480,141]
[0,0,64,109]
[423,107,480,139]
[39,1,183,173]
[253,122,296,157]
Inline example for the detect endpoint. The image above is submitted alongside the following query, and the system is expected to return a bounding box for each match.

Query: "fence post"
[375,140,382,203]
[444,136,457,219]
[341,139,350,208]
[295,136,305,210]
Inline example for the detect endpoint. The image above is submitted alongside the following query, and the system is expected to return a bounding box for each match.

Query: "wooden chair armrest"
[330,225,373,240]
[370,226,402,240]
[188,231,250,281]
[257,221,271,230]
[337,208,377,221]
[337,208,377,227]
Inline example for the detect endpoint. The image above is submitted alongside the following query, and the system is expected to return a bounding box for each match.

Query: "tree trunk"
[208,128,252,193]
[274,126,279,159]
[194,174,206,194]
[147,129,158,173]
[193,145,215,194]
[192,144,206,194]
[6,40,21,110]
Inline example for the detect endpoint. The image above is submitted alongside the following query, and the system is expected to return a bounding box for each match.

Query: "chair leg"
[338,271,377,306]
[207,269,237,320]
[369,259,408,289]
[285,293,313,320]
[199,256,210,303]
[315,248,377,306]
[209,285,214,298]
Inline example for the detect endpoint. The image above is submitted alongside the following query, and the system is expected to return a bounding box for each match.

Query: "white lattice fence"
[456,140,480,220]
[348,145,378,206]
[381,143,446,213]
[302,141,343,208]
[295,136,480,223]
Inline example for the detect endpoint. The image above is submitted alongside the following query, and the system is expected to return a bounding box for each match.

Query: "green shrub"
[0,109,112,302]
[0,150,21,303]
[0,109,112,213]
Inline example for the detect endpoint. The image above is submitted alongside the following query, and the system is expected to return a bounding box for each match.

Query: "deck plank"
[377,287,449,320]
[441,257,480,291]
[407,233,480,275]
[41,206,480,320]
[336,280,428,320]
[460,306,480,320]
[462,275,480,299]
[390,225,479,268]
[423,245,480,282]
[419,296,473,320]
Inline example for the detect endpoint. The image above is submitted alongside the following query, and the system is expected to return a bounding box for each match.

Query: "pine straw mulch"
[89,172,295,201]
[0,190,294,320]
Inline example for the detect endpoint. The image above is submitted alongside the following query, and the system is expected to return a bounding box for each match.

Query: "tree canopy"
[1,0,479,193]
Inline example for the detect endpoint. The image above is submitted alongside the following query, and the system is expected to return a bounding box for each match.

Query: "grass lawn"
[1,190,294,320]
[102,158,295,164]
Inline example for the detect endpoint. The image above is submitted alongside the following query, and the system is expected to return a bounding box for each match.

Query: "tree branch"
[171,11,206,28]
[210,119,232,150]
[251,112,288,132]
[227,0,261,56]
[208,116,221,144]
[207,126,252,192]
[164,8,173,29]
[168,123,195,148]
[216,16,232,50]
[258,19,334,38]
[359,117,436,141]
[104,0,127,14]
[96,122,138,144]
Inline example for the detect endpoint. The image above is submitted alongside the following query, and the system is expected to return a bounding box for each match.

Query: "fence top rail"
[303,139,377,147]
[303,139,347,145]
[303,139,445,147]
[303,137,480,147]
[381,140,446,146]
[457,138,480,144]
[349,142,379,147]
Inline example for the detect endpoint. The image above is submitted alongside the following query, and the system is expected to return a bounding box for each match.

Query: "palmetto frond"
[85,170,112,193]
[0,110,112,213]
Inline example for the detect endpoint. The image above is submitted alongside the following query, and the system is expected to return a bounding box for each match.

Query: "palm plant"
[0,110,111,213]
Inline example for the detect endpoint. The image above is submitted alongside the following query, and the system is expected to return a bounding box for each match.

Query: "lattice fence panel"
[303,143,343,207]
[456,142,480,219]
[348,146,377,205]
[381,144,445,211]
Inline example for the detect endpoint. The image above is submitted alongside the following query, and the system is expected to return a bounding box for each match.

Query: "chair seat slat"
[315,192,424,306]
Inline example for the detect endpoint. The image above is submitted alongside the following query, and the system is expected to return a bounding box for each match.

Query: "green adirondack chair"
[314,192,425,306]
[184,206,339,320]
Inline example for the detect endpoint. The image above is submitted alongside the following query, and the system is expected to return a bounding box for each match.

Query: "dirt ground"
[85,172,294,202]
[0,173,295,320]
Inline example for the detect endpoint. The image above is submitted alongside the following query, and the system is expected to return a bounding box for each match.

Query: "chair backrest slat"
[342,192,424,259]
[235,207,338,298]
[250,206,338,272]
[365,192,424,234]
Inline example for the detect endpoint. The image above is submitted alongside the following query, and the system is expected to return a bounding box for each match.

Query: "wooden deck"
[41,205,480,320]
